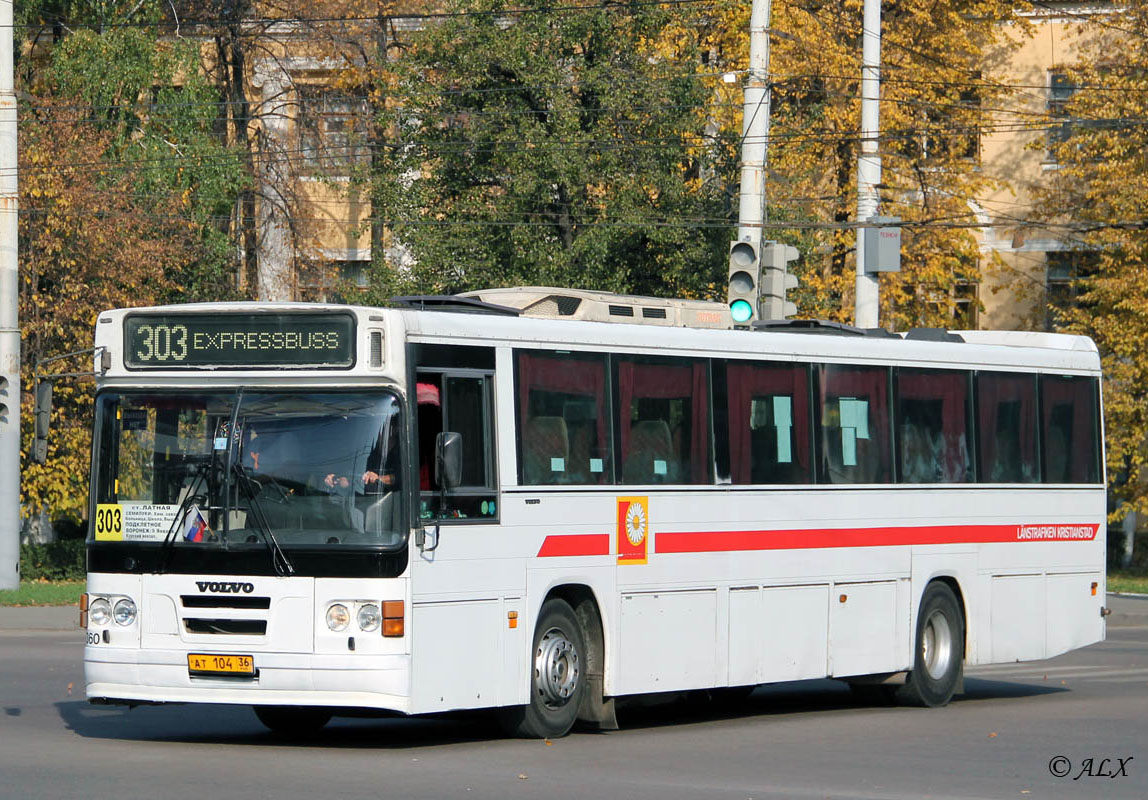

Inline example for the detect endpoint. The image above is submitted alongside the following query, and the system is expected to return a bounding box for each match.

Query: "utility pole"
[727,0,774,324]
[854,0,882,329]
[0,0,20,589]
[737,0,771,249]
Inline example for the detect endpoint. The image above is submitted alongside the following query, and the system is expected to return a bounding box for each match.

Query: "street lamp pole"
[0,0,20,589]
[855,0,882,329]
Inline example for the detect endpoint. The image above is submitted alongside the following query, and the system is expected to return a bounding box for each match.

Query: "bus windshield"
[92,390,405,550]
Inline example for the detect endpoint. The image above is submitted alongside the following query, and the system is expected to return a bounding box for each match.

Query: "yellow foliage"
[658,0,1029,328]
[18,107,202,522]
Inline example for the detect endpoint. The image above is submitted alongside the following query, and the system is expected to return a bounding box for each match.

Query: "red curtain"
[517,352,609,449]
[1041,376,1097,482]
[617,360,710,483]
[820,365,890,482]
[726,362,809,483]
[897,370,969,481]
[977,373,1037,481]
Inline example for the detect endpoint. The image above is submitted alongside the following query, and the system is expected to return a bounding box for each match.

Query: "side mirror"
[33,380,53,464]
[436,431,462,490]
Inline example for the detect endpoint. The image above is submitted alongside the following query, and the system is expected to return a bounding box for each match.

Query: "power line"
[15,0,724,32]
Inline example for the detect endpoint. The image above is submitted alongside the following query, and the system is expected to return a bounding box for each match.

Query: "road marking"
[969,665,1148,682]
[968,663,1110,674]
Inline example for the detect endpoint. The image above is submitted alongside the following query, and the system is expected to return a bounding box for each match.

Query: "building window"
[1046,70,1078,163]
[900,82,980,163]
[297,259,370,302]
[924,281,979,329]
[953,281,978,328]
[297,86,371,172]
[1046,250,1098,327]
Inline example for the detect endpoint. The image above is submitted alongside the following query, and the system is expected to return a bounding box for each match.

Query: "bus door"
[407,344,523,712]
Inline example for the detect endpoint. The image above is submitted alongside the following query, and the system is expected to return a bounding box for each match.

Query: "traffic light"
[727,239,761,324]
[760,242,799,320]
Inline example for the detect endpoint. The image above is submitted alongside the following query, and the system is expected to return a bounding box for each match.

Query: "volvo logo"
[196,581,255,594]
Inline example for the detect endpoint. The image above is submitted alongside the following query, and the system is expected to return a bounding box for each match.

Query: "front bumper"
[85,646,412,712]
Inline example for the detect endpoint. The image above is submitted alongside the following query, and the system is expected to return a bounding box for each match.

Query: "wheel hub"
[534,627,580,708]
[921,609,953,680]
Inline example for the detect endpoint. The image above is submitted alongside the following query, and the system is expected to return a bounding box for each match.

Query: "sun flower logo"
[625,501,647,546]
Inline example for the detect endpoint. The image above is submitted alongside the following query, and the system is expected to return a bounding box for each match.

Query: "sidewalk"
[1,593,1146,632]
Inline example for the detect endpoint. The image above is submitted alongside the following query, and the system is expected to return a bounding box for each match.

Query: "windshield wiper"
[233,462,295,577]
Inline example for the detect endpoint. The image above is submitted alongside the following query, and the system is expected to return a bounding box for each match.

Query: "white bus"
[80,289,1108,738]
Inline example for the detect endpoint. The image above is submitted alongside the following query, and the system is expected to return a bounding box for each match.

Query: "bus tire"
[253,705,332,735]
[898,581,964,708]
[501,598,586,739]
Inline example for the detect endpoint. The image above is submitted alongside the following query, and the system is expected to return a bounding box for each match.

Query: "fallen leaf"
[988,732,998,738]
[544,739,553,746]
[518,774,528,780]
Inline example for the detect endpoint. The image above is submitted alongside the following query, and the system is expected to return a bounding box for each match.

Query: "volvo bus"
[78,288,1108,737]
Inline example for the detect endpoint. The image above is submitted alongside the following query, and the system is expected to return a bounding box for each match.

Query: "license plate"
[188,653,255,675]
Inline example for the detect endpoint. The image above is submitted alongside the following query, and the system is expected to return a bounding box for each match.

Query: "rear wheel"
[898,582,964,707]
[253,705,332,735]
[500,599,586,738]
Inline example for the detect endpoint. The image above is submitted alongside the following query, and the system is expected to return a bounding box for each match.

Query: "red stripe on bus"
[537,533,612,558]
[655,523,1100,554]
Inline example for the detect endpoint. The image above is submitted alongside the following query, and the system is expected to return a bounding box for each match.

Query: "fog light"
[357,603,381,633]
[326,603,350,632]
[113,598,137,626]
[89,598,112,627]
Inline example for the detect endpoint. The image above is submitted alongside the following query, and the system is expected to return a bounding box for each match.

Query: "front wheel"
[898,582,964,707]
[500,598,586,738]
[253,705,332,735]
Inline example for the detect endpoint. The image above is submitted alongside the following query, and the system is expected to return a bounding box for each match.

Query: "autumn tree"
[19,111,223,520]
[18,11,245,521]
[693,0,1029,328]
[368,0,737,300]
[1030,2,1148,523]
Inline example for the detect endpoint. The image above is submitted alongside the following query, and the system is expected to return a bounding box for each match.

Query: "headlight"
[357,603,381,633]
[326,603,350,632]
[89,598,112,627]
[113,598,137,626]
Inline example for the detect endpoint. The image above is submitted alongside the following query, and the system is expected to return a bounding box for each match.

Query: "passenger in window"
[417,381,442,492]
[324,423,399,493]
[900,424,941,483]
[940,430,971,483]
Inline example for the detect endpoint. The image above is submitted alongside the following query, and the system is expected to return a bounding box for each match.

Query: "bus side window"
[725,360,811,484]
[515,349,613,485]
[416,371,498,521]
[976,372,1038,484]
[817,364,892,484]
[1039,375,1101,484]
[615,356,711,485]
[895,368,973,484]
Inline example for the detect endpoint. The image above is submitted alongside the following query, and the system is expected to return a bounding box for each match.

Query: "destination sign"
[123,313,355,369]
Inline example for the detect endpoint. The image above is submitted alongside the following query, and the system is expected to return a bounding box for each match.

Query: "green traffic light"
[730,299,754,323]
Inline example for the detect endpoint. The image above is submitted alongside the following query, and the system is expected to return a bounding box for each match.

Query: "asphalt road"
[1,600,1146,800]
